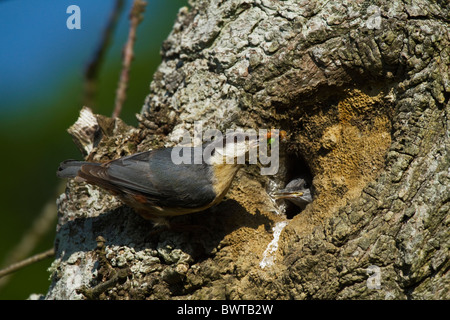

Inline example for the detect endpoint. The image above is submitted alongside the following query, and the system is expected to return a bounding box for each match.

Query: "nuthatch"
[57,132,265,225]
[272,177,313,210]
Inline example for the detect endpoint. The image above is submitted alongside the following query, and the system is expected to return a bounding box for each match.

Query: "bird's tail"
[57,160,96,178]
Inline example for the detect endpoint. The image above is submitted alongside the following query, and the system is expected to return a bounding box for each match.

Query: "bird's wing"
[78,151,157,198]
[79,149,216,208]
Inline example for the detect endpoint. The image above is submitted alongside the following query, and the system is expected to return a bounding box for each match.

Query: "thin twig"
[84,0,125,107]
[0,249,55,279]
[112,0,147,119]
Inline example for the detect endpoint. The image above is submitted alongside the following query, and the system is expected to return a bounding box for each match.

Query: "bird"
[272,177,313,210]
[57,131,264,225]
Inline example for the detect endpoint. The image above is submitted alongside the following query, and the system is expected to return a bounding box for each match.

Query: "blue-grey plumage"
[272,177,313,209]
[57,132,261,224]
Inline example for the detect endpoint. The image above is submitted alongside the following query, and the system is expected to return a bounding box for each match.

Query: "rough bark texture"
[45,0,449,299]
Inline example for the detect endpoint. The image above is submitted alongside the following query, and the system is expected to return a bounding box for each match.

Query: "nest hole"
[282,152,314,219]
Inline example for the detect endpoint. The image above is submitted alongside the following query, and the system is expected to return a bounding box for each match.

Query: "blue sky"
[0,1,117,111]
[0,0,185,114]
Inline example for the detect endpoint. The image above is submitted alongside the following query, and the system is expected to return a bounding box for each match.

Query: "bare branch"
[112,0,147,119]
[84,0,125,107]
[0,249,55,279]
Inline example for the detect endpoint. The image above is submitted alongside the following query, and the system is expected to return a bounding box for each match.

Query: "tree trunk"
[45,0,449,299]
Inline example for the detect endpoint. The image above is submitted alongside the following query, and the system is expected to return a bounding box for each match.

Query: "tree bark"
[45,0,449,299]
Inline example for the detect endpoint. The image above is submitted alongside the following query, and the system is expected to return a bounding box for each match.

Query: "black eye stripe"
[221,133,255,147]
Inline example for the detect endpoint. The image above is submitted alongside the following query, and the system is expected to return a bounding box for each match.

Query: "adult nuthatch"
[57,132,265,225]
[272,177,313,210]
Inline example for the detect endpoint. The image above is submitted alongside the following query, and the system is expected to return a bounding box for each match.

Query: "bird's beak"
[267,130,287,144]
[247,130,287,149]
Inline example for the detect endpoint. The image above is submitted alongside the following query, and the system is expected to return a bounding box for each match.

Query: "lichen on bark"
[46,0,449,299]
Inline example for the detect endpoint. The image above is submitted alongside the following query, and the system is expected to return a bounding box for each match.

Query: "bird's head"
[205,131,260,166]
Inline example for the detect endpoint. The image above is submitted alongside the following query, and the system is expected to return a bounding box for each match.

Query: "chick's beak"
[273,191,304,198]
[272,188,313,203]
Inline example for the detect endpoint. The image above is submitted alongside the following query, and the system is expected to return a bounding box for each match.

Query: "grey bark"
[45,0,449,299]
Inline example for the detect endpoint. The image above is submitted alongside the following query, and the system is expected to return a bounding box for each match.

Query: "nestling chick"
[272,177,313,210]
[57,132,262,225]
